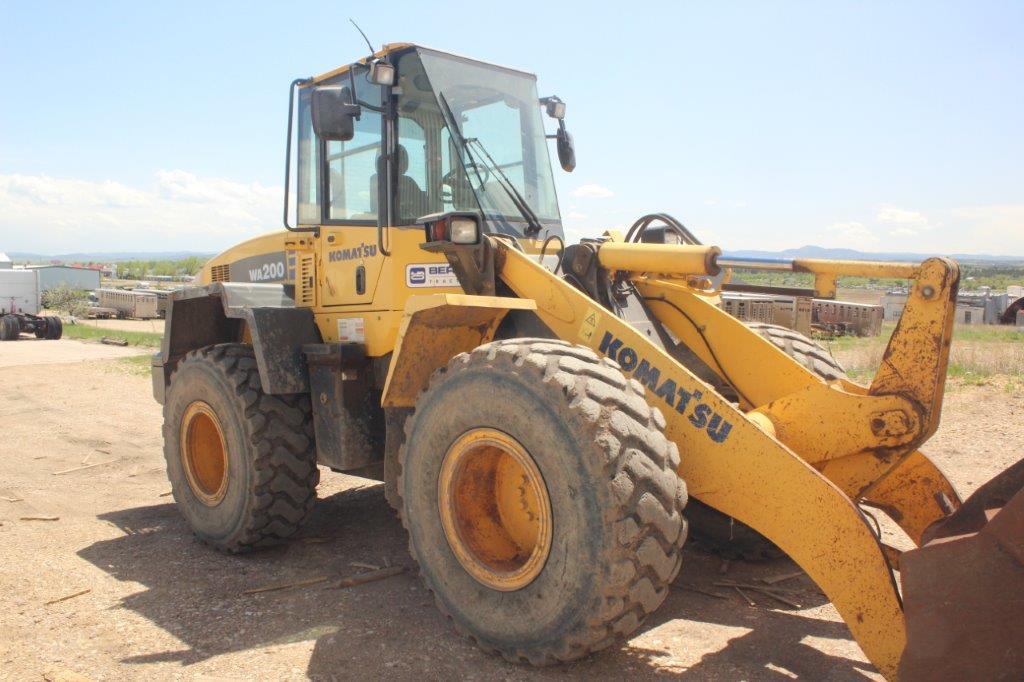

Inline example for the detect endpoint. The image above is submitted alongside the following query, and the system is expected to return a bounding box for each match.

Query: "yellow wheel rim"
[180,401,229,506]
[438,428,552,591]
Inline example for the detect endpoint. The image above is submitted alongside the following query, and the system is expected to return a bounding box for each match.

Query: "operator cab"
[288,44,574,245]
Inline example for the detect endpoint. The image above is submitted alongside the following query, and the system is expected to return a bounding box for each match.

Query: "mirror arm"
[284,77,316,232]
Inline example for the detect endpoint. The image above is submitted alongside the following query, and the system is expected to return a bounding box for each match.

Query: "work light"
[449,217,480,244]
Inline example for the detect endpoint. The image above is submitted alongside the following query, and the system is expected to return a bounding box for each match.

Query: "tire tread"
[397,338,688,665]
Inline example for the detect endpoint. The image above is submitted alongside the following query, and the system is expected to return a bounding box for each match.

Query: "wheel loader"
[152,43,1024,679]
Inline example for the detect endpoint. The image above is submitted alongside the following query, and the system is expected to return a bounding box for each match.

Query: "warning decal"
[578,308,599,343]
[337,317,366,344]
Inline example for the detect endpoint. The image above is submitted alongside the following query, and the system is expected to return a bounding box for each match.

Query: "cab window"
[296,88,320,225]
[394,51,481,225]
[326,70,383,222]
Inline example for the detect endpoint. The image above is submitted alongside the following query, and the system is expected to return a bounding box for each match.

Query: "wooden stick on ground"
[333,566,404,589]
[44,588,91,606]
[715,580,802,594]
[762,570,805,585]
[20,515,59,521]
[715,580,803,608]
[243,576,329,595]
[678,583,729,600]
[53,460,116,476]
[350,561,382,571]
[1,495,23,503]
[755,589,802,609]
[733,585,756,606]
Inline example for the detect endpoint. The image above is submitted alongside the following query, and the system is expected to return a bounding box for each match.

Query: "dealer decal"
[406,263,459,288]
[597,330,733,443]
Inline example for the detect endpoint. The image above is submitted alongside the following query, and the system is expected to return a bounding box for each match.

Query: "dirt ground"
[0,339,1020,681]
[0,339,149,369]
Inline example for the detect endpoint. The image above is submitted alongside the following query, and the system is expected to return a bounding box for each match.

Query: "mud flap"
[899,458,1024,680]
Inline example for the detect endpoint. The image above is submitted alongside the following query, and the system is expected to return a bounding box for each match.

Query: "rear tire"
[399,338,687,664]
[45,316,63,340]
[686,323,847,561]
[163,343,319,553]
[745,322,847,380]
[0,315,20,341]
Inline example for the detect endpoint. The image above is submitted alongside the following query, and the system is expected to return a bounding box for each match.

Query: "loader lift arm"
[487,238,965,679]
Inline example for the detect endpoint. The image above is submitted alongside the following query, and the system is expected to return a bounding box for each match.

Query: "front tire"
[399,338,687,664]
[163,344,319,553]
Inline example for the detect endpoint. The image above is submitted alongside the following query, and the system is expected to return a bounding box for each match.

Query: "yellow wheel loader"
[152,43,1024,679]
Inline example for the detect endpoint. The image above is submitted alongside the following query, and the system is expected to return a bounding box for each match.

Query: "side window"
[327,71,383,222]
[396,116,429,224]
[296,88,320,225]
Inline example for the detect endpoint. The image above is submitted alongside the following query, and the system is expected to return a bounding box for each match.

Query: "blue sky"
[1,1,1021,255]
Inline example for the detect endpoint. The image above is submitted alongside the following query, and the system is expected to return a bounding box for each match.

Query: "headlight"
[449,217,480,244]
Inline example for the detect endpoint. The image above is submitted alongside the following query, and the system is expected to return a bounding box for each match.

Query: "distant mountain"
[724,245,1024,264]
[7,251,213,262]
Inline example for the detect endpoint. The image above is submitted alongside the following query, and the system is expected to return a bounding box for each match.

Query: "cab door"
[316,70,387,307]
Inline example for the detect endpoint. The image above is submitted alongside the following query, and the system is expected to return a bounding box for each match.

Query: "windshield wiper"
[465,136,544,236]
[437,93,543,236]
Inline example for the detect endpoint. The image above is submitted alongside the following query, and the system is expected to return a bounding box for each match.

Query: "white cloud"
[565,211,587,220]
[572,184,614,198]
[0,172,282,253]
[876,206,934,236]
[949,204,1024,254]
[1,174,150,208]
[951,204,1024,233]
[876,206,928,226]
[826,221,878,243]
[888,227,919,237]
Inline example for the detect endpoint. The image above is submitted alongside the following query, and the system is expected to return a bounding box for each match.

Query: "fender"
[152,283,321,404]
[378,293,536,510]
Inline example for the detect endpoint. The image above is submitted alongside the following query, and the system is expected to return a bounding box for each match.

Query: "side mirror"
[311,86,361,142]
[556,124,576,172]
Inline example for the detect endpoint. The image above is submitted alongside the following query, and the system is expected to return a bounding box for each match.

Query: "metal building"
[26,265,100,292]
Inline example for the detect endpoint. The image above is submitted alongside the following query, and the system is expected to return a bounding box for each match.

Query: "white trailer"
[97,288,160,319]
[0,269,40,315]
[0,269,62,340]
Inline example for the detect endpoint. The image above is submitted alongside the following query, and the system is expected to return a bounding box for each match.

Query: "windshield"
[417,49,561,231]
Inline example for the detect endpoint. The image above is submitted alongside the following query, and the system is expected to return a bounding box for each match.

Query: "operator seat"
[370,145,428,223]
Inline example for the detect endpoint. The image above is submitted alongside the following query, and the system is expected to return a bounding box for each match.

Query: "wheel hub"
[438,428,552,591]
[180,401,229,506]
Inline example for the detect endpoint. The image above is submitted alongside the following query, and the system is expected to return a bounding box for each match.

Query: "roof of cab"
[306,42,536,86]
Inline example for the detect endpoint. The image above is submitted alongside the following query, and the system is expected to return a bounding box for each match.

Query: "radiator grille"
[210,264,230,282]
[296,253,315,307]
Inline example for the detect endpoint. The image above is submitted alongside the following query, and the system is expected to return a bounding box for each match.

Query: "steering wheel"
[446,159,490,189]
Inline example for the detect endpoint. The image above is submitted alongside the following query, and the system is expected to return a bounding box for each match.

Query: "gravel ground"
[0,340,1019,681]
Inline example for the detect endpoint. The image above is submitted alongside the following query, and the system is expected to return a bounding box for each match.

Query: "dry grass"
[826,323,1024,387]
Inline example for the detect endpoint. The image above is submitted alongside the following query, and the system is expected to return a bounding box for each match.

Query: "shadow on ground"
[79,483,875,680]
